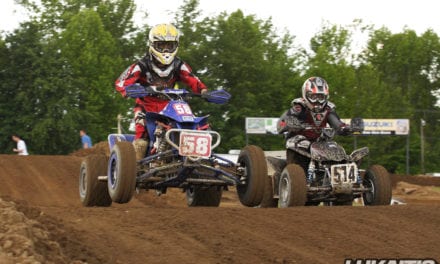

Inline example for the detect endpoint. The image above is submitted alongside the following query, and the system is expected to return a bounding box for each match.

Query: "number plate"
[179,132,212,158]
[330,163,357,185]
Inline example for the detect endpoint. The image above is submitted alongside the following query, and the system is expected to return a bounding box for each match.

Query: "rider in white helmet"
[115,24,208,160]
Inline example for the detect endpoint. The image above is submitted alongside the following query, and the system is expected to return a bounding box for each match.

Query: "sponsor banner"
[341,118,410,135]
[245,117,278,134]
[245,117,410,136]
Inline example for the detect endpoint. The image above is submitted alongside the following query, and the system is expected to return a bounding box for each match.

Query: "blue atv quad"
[79,86,267,207]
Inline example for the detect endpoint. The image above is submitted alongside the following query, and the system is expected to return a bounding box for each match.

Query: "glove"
[125,84,149,98]
[201,89,209,100]
[338,126,352,136]
[350,117,364,134]
[134,111,146,126]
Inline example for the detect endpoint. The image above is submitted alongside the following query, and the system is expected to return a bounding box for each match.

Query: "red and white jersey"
[115,55,207,112]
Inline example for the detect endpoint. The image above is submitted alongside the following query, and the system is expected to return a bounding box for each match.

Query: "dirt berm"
[0,151,439,263]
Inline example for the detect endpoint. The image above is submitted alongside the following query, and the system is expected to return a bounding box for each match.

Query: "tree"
[60,9,125,142]
[0,0,140,154]
[363,28,440,173]
[0,22,69,154]
[178,9,300,151]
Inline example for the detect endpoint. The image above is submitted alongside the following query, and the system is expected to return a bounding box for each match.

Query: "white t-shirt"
[17,140,29,155]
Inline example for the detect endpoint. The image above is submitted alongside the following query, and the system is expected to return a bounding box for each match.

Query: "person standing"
[12,134,29,155]
[80,129,93,149]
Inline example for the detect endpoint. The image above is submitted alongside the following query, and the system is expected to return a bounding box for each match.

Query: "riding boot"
[133,138,148,161]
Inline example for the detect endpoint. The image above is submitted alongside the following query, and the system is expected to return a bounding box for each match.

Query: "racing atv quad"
[261,118,392,207]
[79,86,267,207]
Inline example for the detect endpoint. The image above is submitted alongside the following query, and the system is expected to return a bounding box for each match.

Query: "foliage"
[1,0,138,154]
[174,5,300,152]
[360,28,440,173]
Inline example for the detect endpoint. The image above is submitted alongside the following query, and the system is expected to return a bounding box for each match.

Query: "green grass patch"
[431,186,440,193]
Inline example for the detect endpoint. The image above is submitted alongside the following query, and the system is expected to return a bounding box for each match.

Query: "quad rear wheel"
[259,176,278,208]
[236,145,267,207]
[79,155,112,207]
[186,186,223,207]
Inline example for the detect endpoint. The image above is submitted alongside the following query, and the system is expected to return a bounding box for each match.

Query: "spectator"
[79,130,93,149]
[12,134,29,155]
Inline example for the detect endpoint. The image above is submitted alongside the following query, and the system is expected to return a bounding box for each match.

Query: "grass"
[431,186,440,193]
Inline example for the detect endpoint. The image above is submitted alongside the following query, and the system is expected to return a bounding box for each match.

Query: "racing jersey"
[115,55,207,112]
[278,98,347,140]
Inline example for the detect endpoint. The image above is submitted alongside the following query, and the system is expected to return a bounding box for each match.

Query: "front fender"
[310,141,348,161]
[350,147,369,162]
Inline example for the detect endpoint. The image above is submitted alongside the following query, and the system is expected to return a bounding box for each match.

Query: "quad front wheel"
[107,142,137,204]
[79,154,112,207]
[278,164,307,208]
[236,145,267,207]
[362,165,392,205]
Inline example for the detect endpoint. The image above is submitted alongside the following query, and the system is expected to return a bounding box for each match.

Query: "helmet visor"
[153,41,178,53]
[307,92,327,103]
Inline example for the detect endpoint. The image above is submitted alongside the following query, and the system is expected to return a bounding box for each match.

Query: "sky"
[1,0,439,49]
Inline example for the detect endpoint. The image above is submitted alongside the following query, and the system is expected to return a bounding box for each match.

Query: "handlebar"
[284,121,351,138]
[125,84,231,104]
[282,115,361,136]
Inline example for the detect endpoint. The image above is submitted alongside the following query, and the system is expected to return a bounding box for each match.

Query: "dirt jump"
[0,143,439,263]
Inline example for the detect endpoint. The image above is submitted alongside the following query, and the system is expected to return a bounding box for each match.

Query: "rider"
[277,76,350,167]
[115,23,208,160]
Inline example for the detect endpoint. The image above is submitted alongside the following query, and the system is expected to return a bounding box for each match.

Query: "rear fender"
[108,134,135,150]
[266,156,286,197]
[286,136,311,158]
[266,156,286,177]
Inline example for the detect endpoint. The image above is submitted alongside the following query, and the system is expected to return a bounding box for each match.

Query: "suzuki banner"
[341,118,410,135]
[246,117,410,135]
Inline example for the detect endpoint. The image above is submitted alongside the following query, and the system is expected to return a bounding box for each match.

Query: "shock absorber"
[307,160,315,184]
[356,168,362,184]
[157,136,167,153]
[153,124,167,153]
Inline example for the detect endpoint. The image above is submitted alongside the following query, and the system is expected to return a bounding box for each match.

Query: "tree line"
[1,0,439,174]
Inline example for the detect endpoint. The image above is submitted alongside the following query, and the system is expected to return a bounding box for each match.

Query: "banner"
[246,117,410,135]
[341,118,410,135]
[245,117,279,134]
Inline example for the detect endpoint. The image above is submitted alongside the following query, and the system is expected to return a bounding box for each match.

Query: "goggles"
[153,41,178,53]
[307,92,327,103]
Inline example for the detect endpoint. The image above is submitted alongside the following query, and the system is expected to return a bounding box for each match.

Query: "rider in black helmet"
[277,77,350,166]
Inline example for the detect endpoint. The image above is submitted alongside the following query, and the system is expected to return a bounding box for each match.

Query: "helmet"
[148,24,180,66]
[301,77,329,112]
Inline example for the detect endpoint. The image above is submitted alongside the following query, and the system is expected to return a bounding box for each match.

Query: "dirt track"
[0,153,439,264]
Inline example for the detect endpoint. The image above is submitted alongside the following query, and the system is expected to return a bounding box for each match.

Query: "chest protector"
[138,56,183,90]
[308,110,329,127]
